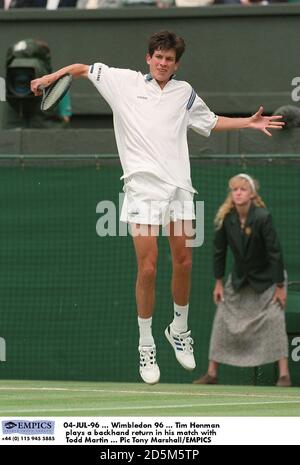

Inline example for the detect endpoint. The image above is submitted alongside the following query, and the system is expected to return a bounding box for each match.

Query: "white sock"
[138,316,155,347]
[171,303,189,333]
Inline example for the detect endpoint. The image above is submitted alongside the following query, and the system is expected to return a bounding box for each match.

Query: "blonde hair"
[214,174,266,229]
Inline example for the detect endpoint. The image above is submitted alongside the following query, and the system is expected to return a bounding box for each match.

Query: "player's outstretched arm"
[31,64,89,96]
[213,106,285,137]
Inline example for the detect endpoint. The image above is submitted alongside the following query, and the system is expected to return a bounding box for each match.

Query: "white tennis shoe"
[138,345,160,385]
[165,325,196,370]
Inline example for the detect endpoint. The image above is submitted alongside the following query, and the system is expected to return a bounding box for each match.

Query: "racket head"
[40,73,72,113]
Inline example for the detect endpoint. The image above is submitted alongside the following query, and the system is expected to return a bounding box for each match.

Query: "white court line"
[0,386,298,400]
[0,400,300,414]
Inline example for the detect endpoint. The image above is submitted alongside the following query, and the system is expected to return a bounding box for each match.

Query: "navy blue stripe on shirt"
[186,89,196,110]
[90,64,94,74]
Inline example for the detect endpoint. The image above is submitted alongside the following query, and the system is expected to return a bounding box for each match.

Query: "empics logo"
[2,420,55,435]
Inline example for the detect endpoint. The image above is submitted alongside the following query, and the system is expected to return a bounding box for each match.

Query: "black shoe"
[276,375,292,387]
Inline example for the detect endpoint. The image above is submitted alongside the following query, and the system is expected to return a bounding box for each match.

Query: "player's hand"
[213,280,224,305]
[249,106,285,136]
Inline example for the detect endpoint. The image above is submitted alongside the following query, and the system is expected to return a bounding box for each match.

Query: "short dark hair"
[148,31,186,63]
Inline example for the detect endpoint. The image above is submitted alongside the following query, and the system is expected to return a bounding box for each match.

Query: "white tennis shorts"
[120,172,195,225]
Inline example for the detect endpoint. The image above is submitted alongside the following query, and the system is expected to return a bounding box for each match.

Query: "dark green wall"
[0,5,299,116]
[0,128,300,155]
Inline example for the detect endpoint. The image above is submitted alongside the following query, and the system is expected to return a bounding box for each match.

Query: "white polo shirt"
[88,63,218,193]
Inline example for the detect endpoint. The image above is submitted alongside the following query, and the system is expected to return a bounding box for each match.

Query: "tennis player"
[31,31,284,385]
[193,174,291,387]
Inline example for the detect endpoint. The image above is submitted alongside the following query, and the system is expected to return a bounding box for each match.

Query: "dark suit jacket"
[214,205,285,292]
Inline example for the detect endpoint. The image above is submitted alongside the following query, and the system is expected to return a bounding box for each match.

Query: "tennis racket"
[39,73,72,113]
